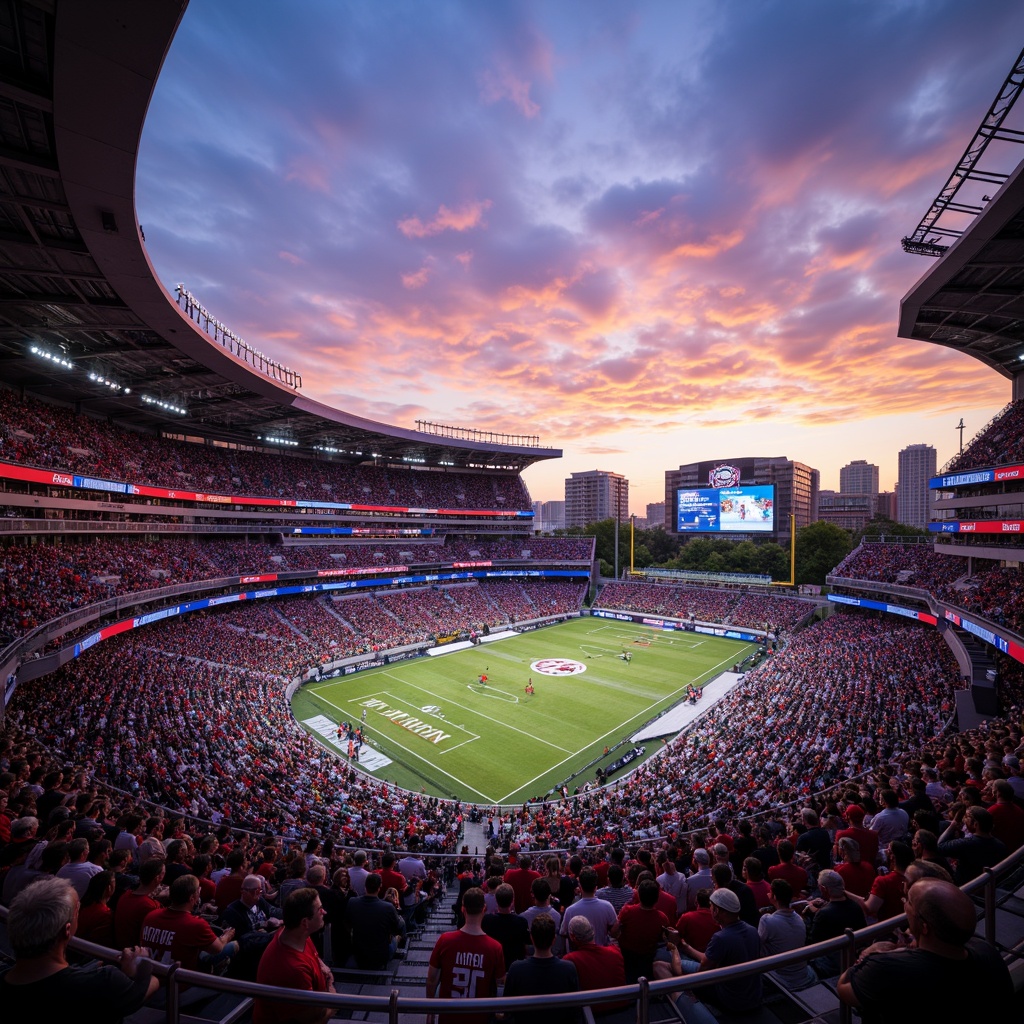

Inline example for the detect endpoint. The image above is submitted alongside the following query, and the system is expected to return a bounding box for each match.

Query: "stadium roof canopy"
[0,0,560,472]
[899,42,1024,400]
[900,158,1024,396]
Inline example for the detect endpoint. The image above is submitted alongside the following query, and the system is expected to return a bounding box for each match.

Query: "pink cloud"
[478,64,540,118]
[398,199,493,238]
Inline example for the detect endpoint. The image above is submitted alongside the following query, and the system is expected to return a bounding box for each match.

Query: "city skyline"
[136,1,1024,508]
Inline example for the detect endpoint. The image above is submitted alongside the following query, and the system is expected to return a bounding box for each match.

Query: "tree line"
[556,516,928,586]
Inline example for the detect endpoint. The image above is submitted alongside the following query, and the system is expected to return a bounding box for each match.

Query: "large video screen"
[676,484,775,533]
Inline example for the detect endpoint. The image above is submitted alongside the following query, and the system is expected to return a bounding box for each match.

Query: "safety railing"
[3,843,1020,1024]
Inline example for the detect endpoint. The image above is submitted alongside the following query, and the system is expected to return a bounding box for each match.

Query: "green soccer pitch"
[290,617,757,804]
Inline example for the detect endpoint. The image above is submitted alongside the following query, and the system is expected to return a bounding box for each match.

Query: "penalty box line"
[307,689,492,801]
[381,671,575,755]
[495,645,751,804]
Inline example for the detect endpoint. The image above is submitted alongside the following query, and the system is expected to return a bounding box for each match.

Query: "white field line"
[495,645,751,804]
[307,689,493,801]
[586,622,704,649]
[381,671,574,754]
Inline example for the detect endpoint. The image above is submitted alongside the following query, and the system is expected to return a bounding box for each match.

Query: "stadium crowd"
[0,386,530,510]
[597,581,813,632]
[942,399,1024,474]
[1,608,1021,1017]
[0,536,594,644]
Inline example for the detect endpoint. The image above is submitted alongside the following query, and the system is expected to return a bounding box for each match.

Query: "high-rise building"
[817,490,873,532]
[840,460,879,502]
[664,456,818,541]
[646,502,666,529]
[535,500,565,533]
[876,491,897,521]
[897,444,937,528]
[564,470,629,529]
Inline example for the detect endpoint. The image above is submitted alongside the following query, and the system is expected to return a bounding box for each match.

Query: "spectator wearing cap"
[669,887,762,1022]
[804,870,866,978]
[563,915,627,1010]
[685,848,712,910]
[835,804,879,867]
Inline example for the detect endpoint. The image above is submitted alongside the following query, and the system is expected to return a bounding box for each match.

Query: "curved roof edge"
[46,0,559,467]
[898,152,1024,384]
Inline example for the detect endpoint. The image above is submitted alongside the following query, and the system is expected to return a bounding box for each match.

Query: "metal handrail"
[3,843,1020,1024]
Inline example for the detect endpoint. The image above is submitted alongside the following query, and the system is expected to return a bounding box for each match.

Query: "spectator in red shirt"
[672,888,719,954]
[987,779,1024,851]
[114,859,167,948]
[835,804,880,867]
[254,887,335,1024]
[564,915,627,1013]
[376,851,409,899]
[141,874,237,971]
[834,837,877,899]
[767,841,809,896]
[502,854,541,914]
[848,841,913,925]
[610,878,670,983]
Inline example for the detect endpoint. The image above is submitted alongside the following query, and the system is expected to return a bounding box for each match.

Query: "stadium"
[0,3,1023,1023]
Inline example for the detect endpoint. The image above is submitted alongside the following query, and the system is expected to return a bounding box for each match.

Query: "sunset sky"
[136,0,1024,510]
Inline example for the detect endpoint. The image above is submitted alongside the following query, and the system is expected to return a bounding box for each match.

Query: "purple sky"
[137,0,1024,509]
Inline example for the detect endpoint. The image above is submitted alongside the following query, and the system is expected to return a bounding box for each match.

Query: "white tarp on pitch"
[630,672,746,742]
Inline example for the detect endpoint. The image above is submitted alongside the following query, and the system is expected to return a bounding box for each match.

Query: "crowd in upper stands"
[942,399,1024,473]
[597,581,813,632]
[0,386,530,510]
[0,536,592,643]
[830,543,969,591]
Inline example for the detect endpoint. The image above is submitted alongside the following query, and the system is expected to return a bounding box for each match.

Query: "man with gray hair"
[348,849,370,896]
[0,875,158,1018]
[563,914,626,1007]
[685,848,713,910]
[804,870,865,978]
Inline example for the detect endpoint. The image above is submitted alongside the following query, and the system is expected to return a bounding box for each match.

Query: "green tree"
[795,521,852,585]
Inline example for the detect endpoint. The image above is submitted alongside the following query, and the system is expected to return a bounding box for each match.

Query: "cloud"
[397,199,494,239]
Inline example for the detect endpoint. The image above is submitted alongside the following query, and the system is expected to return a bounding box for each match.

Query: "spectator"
[502,912,579,1024]
[482,882,530,971]
[558,866,617,949]
[253,887,335,1024]
[76,868,117,947]
[804,870,866,978]
[837,878,1013,1018]
[563,915,627,1014]
[114,858,167,948]
[757,879,815,991]
[426,887,506,1024]
[0,875,158,1018]
[141,873,237,971]
[345,871,404,970]
[937,805,1008,885]
[669,887,762,1022]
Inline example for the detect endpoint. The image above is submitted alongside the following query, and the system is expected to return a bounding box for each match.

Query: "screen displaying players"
[676,484,774,533]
